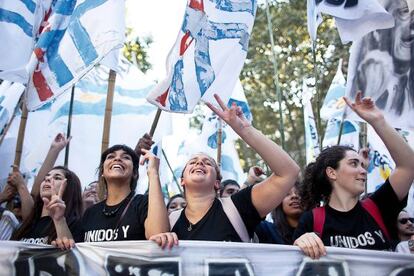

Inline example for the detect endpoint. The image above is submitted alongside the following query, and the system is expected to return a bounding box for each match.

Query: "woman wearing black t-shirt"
[53,144,169,248]
[293,92,414,259]
[12,166,83,245]
[150,94,300,248]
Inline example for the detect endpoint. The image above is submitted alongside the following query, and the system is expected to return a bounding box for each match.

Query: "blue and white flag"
[307,0,394,43]
[147,0,257,113]
[303,80,320,164]
[0,81,25,135]
[0,0,47,82]
[23,0,125,111]
[322,118,360,150]
[0,62,172,188]
[202,80,252,147]
[320,59,346,120]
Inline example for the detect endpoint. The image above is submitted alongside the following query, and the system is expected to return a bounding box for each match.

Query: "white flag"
[147,0,257,113]
[307,0,394,43]
[24,0,125,111]
[303,80,320,164]
[320,60,346,120]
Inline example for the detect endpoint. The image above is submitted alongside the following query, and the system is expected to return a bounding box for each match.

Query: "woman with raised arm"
[293,92,414,259]
[53,143,169,249]
[12,166,83,246]
[150,94,300,248]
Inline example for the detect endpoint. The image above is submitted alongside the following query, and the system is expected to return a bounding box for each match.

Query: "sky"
[126,0,187,82]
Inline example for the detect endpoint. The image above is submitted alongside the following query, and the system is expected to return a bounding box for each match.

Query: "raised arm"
[140,149,170,238]
[344,92,414,200]
[206,94,300,217]
[7,168,33,221]
[32,133,70,198]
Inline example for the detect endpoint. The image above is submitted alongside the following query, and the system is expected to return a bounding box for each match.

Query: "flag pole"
[64,85,75,167]
[162,149,183,193]
[312,40,322,151]
[13,96,29,170]
[265,0,285,149]
[217,118,223,168]
[101,69,117,153]
[149,108,162,137]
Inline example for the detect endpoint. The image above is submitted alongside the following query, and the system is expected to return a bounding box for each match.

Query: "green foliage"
[123,28,153,73]
[237,0,349,172]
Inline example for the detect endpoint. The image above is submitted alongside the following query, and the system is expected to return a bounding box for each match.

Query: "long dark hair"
[300,145,355,210]
[272,183,302,245]
[12,166,83,243]
[97,144,139,200]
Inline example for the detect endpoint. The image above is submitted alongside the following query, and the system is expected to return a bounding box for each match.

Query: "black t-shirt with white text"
[79,193,148,242]
[20,216,81,245]
[172,186,263,241]
[293,179,406,251]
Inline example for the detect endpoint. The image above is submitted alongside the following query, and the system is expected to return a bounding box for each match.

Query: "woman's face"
[168,197,187,214]
[103,149,134,183]
[181,154,219,191]
[329,150,367,197]
[40,169,66,199]
[82,182,98,205]
[282,187,303,218]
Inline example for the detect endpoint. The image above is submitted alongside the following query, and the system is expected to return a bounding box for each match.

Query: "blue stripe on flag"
[77,81,153,98]
[50,99,156,122]
[54,0,76,15]
[46,30,74,86]
[69,19,98,65]
[20,0,36,13]
[72,0,107,18]
[0,9,33,37]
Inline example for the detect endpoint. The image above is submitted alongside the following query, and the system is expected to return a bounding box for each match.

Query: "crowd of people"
[0,93,413,258]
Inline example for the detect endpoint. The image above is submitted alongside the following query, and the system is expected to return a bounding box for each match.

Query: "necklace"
[187,222,193,232]
[102,192,133,217]
[102,204,121,217]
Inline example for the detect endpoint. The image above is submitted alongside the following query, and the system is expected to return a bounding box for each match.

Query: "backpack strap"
[361,198,391,241]
[312,206,326,238]
[169,208,184,230]
[219,197,251,243]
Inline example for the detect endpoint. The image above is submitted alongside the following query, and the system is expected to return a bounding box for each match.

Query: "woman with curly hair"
[293,92,414,259]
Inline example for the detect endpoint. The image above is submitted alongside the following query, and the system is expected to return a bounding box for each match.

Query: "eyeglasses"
[399,218,414,224]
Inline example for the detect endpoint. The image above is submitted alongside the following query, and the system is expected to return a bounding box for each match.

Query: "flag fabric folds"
[147,0,257,114]
[346,0,414,129]
[302,80,320,164]
[0,81,25,136]
[0,0,45,82]
[24,0,125,111]
[307,0,395,43]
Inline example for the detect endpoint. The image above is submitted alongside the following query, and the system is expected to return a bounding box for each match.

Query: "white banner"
[0,241,413,275]
[346,0,414,129]
[303,80,319,164]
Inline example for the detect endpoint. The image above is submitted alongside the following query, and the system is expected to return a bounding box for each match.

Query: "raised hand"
[51,133,71,151]
[135,133,154,155]
[7,167,26,190]
[43,179,67,222]
[140,148,160,176]
[0,184,16,203]
[344,91,384,124]
[206,94,251,134]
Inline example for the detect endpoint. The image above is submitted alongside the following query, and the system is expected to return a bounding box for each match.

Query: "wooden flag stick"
[149,108,162,137]
[13,98,29,170]
[217,118,223,168]
[101,69,117,154]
